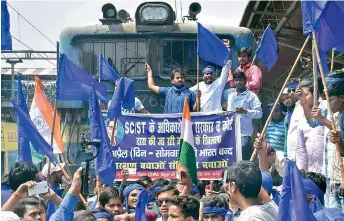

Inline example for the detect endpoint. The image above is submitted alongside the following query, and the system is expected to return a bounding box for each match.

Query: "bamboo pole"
[110,119,117,146]
[198,201,204,221]
[96,174,101,201]
[196,55,200,112]
[312,42,318,106]
[312,32,344,184]
[251,54,257,65]
[250,36,311,161]
[331,48,335,72]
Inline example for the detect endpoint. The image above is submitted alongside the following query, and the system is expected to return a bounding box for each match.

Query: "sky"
[2,0,248,69]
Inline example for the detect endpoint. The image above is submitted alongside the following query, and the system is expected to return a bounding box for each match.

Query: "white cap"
[0,212,20,221]
[42,163,65,177]
[282,88,289,95]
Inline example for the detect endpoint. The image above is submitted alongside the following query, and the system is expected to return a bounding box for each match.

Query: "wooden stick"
[47,99,58,184]
[312,31,344,184]
[198,201,204,221]
[57,162,90,211]
[96,174,101,201]
[110,119,117,145]
[251,54,257,65]
[250,36,311,161]
[196,55,200,112]
[331,48,335,72]
[312,42,318,107]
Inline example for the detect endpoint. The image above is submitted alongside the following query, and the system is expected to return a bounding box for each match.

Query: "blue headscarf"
[203,206,228,217]
[92,209,114,221]
[202,67,216,75]
[302,177,325,213]
[123,184,146,211]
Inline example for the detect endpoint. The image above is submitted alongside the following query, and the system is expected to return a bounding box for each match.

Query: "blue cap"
[202,67,216,75]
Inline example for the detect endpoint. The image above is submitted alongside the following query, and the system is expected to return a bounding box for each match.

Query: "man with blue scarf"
[123,183,146,214]
[146,63,200,113]
[203,194,229,221]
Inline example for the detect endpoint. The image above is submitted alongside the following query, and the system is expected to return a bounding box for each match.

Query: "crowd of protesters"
[2,40,344,221]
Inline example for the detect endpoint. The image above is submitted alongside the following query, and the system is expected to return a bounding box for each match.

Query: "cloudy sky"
[2,0,248,68]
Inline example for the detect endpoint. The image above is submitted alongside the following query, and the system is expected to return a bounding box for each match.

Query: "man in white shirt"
[223,161,279,221]
[190,60,231,112]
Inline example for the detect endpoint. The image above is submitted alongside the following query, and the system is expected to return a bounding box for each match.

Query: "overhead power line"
[11,35,57,67]
[6,2,57,47]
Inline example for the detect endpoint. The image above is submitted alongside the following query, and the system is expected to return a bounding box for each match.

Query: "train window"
[159,40,222,79]
[79,40,147,78]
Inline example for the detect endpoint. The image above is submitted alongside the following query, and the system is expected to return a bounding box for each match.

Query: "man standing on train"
[146,64,201,113]
[228,47,262,95]
[189,40,231,112]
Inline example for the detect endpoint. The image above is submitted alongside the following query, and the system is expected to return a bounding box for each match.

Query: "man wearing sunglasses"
[155,185,179,221]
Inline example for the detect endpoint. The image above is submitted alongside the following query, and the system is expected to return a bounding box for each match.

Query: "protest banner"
[105,111,241,180]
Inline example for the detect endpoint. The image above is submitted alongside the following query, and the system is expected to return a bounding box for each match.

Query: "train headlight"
[141,6,168,21]
[136,2,174,25]
[102,3,117,19]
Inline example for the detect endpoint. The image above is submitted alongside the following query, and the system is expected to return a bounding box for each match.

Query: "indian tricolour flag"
[30,76,64,154]
[176,97,198,184]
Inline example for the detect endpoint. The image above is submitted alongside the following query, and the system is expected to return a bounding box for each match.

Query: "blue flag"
[197,23,230,66]
[89,84,116,185]
[107,77,135,120]
[11,99,58,166]
[334,42,344,53]
[135,189,148,221]
[278,159,317,221]
[301,0,328,36]
[1,1,12,50]
[56,54,107,102]
[316,1,344,52]
[16,75,32,163]
[255,24,278,71]
[318,48,330,75]
[99,54,120,83]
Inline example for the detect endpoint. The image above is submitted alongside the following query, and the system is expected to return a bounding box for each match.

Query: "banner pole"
[196,55,200,112]
[250,36,311,161]
[110,118,118,145]
[312,31,344,183]
[198,201,204,221]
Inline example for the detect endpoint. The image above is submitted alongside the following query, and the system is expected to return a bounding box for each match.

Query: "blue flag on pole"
[335,43,344,53]
[107,77,135,120]
[89,85,116,185]
[135,189,148,221]
[316,1,344,52]
[1,1,12,50]
[255,24,278,71]
[99,54,120,83]
[301,0,328,36]
[56,54,107,102]
[11,99,58,166]
[318,49,330,75]
[197,23,230,66]
[278,159,317,221]
[17,75,32,163]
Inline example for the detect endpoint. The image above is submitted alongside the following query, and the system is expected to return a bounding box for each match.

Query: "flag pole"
[198,201,204,221]
[250,36,311,161]
[331,48,335,72]
[96,174,101,202]
[312,42,318,106]
[110,118,117,145]
[196,55,200,112]
[312,31,344,182]
[251,54,257,65]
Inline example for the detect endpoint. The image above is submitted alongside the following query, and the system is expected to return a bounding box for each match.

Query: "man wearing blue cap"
[190,60,231,112]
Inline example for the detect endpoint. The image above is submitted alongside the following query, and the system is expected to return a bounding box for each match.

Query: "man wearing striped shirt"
[266,104,286,153]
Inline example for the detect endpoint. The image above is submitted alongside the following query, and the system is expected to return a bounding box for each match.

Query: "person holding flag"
[190,39,232,112]
[146,64,201,113]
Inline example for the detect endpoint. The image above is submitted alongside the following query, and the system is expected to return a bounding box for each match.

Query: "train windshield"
[79,40,147,78]
[160,39,222,78]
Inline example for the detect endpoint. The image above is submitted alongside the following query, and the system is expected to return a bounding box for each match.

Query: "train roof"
[60,23,253,41]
